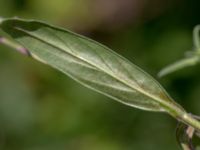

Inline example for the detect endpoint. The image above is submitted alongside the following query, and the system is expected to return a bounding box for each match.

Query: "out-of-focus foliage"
[0,0,200,150]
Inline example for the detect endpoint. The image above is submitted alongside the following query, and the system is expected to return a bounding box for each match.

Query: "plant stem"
[165,101,200,132]
[0,37,30,56]
[180,113,200,132]
[171,106,200,132]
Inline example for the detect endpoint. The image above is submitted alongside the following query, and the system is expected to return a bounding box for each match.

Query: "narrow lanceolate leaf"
[159,25,200,78]
[158,56,200,77]
[0,18,185,114]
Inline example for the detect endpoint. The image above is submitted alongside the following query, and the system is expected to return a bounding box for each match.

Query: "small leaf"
[158,56,199,77]
[158,25,200,78]
[0,17,3,24]
[0,18,185,114]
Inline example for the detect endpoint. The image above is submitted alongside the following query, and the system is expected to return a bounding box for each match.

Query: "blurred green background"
[0,0,200,149]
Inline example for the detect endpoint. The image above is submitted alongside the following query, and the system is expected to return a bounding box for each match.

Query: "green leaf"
[0,18,185,114]
[158,25,200,78]
[0,17,3,23]
[158,56,199,77]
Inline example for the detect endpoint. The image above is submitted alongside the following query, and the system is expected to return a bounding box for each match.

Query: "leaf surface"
[0,18,184,112]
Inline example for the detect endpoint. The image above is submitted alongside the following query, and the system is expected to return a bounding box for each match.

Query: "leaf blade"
[0,18,184,113]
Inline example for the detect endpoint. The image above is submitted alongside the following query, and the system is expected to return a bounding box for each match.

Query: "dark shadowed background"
[0,0,200,149]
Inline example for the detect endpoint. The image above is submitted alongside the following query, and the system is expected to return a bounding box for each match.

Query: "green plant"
[0,18,199,150]
[158,25,200,77]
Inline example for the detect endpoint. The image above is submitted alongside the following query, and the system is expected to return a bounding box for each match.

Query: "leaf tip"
[157,70,166,78]
[0,17,4,25]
